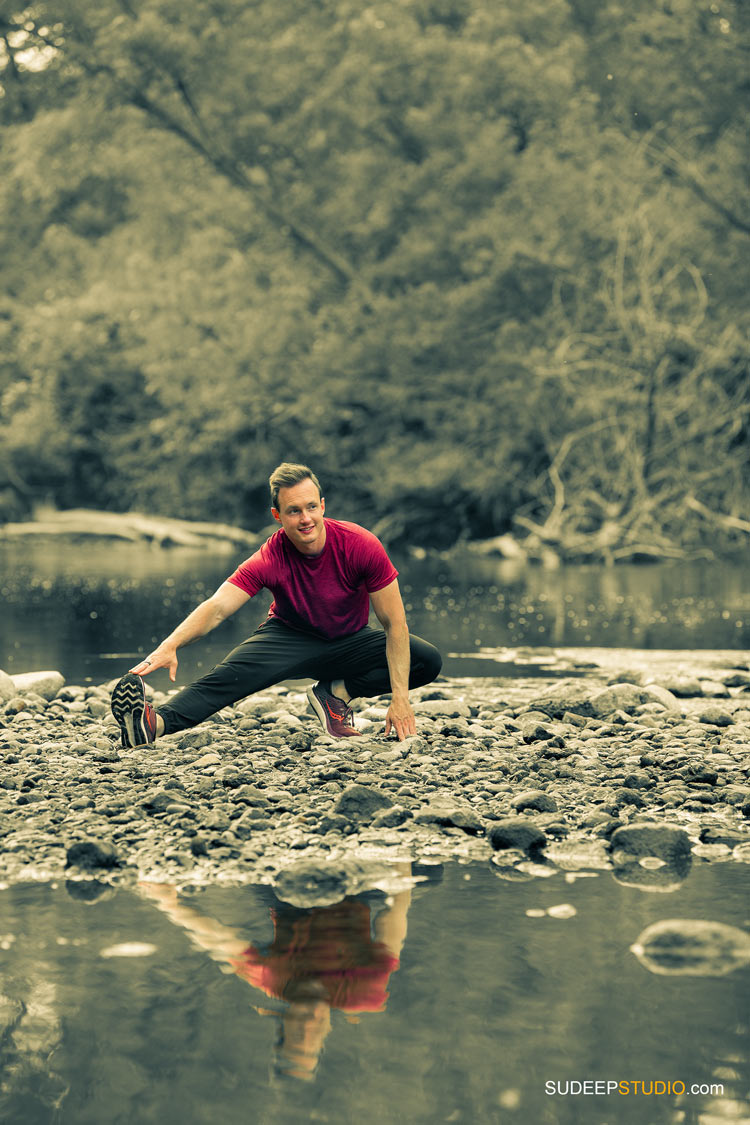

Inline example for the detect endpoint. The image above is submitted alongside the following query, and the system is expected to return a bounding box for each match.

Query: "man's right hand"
[130,644,179,682]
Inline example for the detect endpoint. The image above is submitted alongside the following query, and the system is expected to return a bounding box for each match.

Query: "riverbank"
[1,652,749,904]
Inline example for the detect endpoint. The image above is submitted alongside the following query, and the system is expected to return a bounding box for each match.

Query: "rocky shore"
[1,653,749,904]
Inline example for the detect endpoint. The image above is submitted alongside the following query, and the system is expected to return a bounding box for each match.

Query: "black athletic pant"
[158,617,442,735]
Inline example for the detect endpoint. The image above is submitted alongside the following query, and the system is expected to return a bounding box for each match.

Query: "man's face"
[272,478,326,555]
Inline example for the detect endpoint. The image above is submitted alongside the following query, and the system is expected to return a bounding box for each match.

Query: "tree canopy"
[0,0,748,560]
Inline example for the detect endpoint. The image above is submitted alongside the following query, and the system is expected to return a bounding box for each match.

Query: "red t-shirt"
[229,901,400,1013]
[227,519,398,638]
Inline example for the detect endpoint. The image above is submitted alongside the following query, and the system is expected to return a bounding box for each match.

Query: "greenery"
[0,0,748,560]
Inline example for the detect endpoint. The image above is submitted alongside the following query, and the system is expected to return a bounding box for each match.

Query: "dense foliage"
[0,0,748,558]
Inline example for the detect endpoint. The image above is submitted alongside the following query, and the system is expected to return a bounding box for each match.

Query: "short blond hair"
[269,462,322,510]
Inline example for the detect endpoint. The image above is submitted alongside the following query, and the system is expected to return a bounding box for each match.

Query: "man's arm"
[130,580,250,681]
[369,578,417,741]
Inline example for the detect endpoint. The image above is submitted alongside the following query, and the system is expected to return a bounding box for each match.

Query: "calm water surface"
[0,861,748,1125]
[1,541,749,683]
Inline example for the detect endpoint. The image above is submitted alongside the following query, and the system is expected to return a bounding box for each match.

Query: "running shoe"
[306,682,361,738]
[110,672,158,748]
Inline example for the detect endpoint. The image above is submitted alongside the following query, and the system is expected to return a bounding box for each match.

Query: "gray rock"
[510,790,558,813]
[649,676,703,698]
[722,671,750,688]
[412,699,472,718]
[333,784,394,824]
[609,822,691,863]
[10,670,65,700]
[527,682,595,719]
[589,683,680,718]
[140,788,176,813]
[489,818,547,855]
[413,799,484,834]
[372,806,412,828]
[65,839,121,870]
[273,859,388,908]
[699,680,730,698]
[0,670,16,704]
[609,822,692,891]
[631,919,750,976]
[699,706,734,727]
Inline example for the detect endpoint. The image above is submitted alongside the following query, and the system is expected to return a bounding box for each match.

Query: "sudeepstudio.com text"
[545,1080,724,1097]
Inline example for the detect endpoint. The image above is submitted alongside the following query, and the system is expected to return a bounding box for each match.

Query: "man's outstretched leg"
[111,619,343,748]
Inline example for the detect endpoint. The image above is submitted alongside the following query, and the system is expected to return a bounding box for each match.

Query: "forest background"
[0,0,748,562]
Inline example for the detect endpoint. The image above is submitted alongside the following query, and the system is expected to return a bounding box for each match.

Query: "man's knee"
[413,639,442,686]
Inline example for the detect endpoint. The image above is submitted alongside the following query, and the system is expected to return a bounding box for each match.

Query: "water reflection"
[139,865,413,1082]
[0,862,749,1123]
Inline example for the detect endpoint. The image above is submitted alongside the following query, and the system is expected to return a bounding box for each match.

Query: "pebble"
[0,663,747,892]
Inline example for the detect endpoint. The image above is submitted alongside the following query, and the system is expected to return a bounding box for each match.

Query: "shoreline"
[1,651,749,903]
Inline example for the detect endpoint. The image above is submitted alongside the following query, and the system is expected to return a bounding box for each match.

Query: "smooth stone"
[10,671,65,701]
[699,706,734,727]
[648,676,703,697]
[489,818,547,855]
[699,680,730,698]
[511,790,558,813]
[631,919,750,976]
[588,683,680,718]
[609,822,691,862]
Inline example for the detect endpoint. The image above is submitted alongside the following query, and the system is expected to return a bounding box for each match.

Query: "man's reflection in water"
[139,864,412,1081]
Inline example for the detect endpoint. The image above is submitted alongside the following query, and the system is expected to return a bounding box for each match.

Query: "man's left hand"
[385,697,417,741]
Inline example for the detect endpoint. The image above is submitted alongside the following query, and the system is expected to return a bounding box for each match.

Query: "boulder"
[10,670,65,701]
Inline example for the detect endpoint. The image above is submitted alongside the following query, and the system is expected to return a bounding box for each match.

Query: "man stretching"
[110,462,442,747]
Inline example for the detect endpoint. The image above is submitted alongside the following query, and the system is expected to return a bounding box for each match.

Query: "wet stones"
[608,822,692,890]
[489,818,547,856]
[65,839,121,871]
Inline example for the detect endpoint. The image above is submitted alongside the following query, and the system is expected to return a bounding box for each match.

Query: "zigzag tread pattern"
[111,675,145,719]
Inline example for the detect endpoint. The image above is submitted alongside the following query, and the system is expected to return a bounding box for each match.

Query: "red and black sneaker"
[306,682,361,738]
[110,673,158,748]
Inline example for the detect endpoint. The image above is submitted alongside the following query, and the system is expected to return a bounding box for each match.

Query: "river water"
[1,539,750,1123]
[1,860,749,1125]
[1,540,749,683]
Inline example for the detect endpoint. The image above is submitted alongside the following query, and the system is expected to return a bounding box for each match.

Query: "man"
[110,462,442,747]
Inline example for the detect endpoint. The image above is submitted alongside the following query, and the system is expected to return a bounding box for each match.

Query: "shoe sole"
[306,685,360,738]
[306,685,328,732]
[111,673,150,748]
